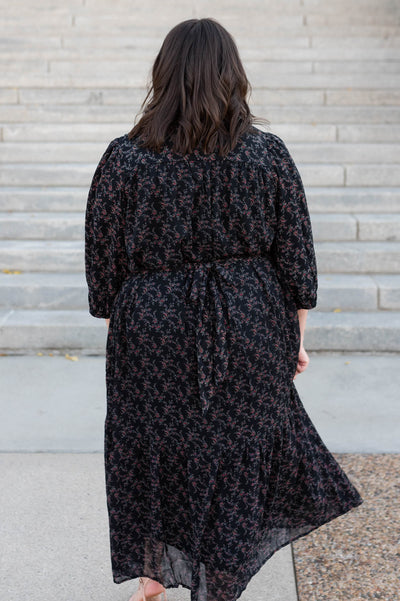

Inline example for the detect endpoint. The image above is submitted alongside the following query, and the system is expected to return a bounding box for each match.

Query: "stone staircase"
[1,0,400,354]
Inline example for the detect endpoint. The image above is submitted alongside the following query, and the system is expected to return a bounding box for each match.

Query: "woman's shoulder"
[234,127,291,171]
[104,133,152,173]
[244,127,288,154]
[105,128,290,169]
[113,132,168,165]
[112,132,138,153]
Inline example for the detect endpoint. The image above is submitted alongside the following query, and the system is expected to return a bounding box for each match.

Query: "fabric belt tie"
[184,259,242,417]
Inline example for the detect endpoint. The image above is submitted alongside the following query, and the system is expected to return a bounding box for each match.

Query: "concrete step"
[0,310,107,354]
[1,141,400,164]
[50,59,311,77]
[304,14,400,27]
[356,215,400,241]
[0,240,83,271]
[1,212,399,242]
[317,274,400,310]
[2,15,399,35]
[2,72,400,89]
[314,60,400,73]
[315,241,400,272]
[1,272,399,312]
[0,212,84,240]
[3,46,400,62]
[35,32,400,49]
[4,123,400,143]
[4,160,400,187]
[0,272,87,310]
[1,186,400,214]
[346,164,400,186]
[309,34,400,48]
[312,214,400,241]
[2,123,135,142]
[302,0,398,12]
[327,91,400,108]
[3,14,400,34]
[0,163,91,187]
[2,105,399,126]
[248,47,400,60]
[2,12,369,32]
[0,33,309,51]
[374,274,400,309]
[83,0,398,13]
[1,122,334,143]
[290,143,400,164]
[0,240,399,273]
[0,187,84,212]
[306,310,400,351]
[317,213,400,241]
[336,125,400,142]
[285,26,400,35]
[3,86,400,111]
[1,309,399,353]
[307,188,400,213]
[28,59,397,77]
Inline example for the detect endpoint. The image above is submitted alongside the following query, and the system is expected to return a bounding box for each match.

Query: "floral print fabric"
[85,128,364,601]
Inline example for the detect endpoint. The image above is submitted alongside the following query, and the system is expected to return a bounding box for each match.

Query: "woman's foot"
[129,576,167,601]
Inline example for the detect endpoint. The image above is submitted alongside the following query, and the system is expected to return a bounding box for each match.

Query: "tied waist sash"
[127,253,273,416]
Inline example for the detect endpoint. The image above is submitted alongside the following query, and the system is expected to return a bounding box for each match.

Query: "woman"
[85,17,363,601]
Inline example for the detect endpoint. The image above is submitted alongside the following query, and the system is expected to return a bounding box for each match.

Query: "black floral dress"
[85,127,363,601]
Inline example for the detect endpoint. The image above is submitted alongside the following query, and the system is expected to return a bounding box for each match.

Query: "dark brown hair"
[127,18,269,156]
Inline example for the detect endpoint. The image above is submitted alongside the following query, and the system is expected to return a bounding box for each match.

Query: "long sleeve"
[269,134,318,310]
[85,138,130,318]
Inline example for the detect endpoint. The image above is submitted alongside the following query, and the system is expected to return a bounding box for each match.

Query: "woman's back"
[86,127,317,312]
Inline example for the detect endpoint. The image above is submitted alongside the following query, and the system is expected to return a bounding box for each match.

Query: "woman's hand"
[105,318,110,328]
[293,343,310,380]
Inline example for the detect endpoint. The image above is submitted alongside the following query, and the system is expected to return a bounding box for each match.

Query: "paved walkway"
[0,452,297,601]
[0,353,398,453]
[0,353,398,600]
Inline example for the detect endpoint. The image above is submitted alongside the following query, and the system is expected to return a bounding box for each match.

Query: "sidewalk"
[0,353,398,453]
[0,353,398,601]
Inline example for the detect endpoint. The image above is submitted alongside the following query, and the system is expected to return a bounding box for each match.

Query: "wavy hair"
[127,18,269,156]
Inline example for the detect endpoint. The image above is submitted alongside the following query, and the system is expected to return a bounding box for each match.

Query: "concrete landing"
[0,453,297,601]
[0,353,398,453]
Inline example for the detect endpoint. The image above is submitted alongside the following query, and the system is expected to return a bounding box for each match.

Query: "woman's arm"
[85,138,130,320]
[105,318,110,328]
[294,308,310,380]
[268,134,318,312]
[297,308,308,347]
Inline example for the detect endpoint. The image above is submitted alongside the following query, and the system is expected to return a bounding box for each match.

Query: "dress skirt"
[103,255,363,601]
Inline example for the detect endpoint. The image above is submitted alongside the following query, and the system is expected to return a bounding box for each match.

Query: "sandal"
[129,576,168,601]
